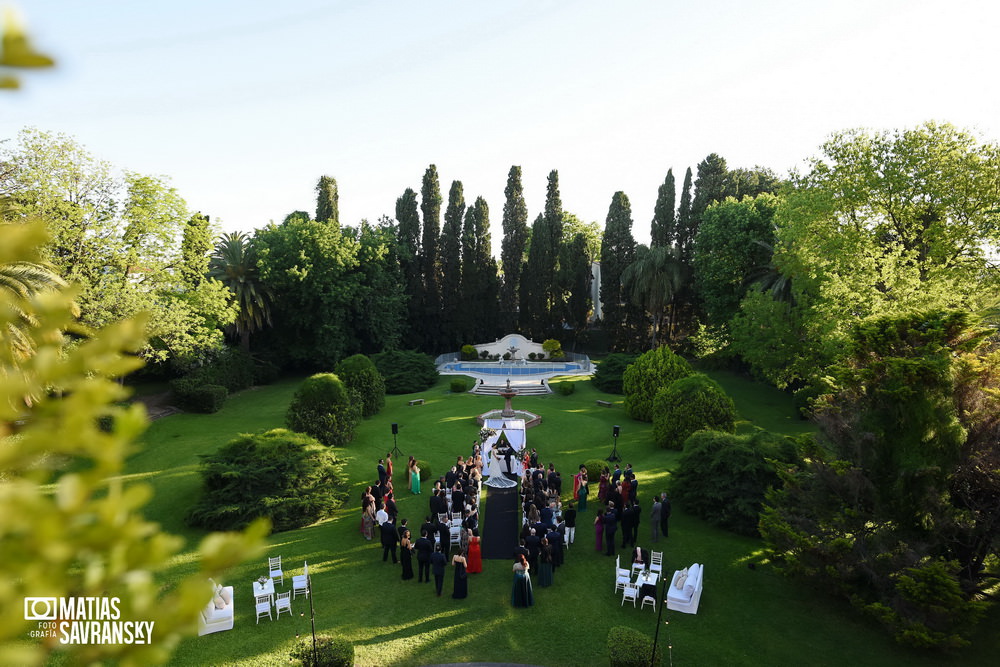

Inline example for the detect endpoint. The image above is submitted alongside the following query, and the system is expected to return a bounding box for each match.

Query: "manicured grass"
[122,375,1000,666]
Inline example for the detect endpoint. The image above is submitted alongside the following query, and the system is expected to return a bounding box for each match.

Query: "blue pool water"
[445,361,583,376]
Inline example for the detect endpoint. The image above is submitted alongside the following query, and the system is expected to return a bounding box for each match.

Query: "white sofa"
[666,563,703,614]
[198,585,234,635]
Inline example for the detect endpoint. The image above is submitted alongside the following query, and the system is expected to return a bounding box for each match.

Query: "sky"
[5,0,1000,254]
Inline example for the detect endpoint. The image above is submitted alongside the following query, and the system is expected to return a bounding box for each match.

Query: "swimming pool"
[444,361,585,376]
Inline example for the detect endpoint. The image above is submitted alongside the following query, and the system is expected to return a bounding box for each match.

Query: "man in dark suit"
[385,492,398,521]
[415,530,433,582]
[621,502,636,549]
[436,518,451,555]
[377,459,388,486]
[430,489,447,517]
[397,517,409,541]
[431,544,447,596]
[451,485,465,515]
[445,466,459,489]
[503,446,513,474]
[660,492,671,538]
[524,528,541,571]
[540,503,553,527]
[514,538,530,562]
[546,526,564,568]
[420,516,436,542]
[380,518,398,563]
[611,464,622,485]
[604,503,618,556]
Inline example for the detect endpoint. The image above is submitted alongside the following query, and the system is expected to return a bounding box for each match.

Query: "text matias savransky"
[24,596,155,645]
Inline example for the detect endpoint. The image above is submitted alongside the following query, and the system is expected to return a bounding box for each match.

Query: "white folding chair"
[293,561,309,600]
[255,594,272,623]
[268,556,284,586]
[650,551,663,576]
[622,583,639,607]
[274,590,292,618]
[641,594,656,611]
[631,559,645,577]
[614,555,631,593]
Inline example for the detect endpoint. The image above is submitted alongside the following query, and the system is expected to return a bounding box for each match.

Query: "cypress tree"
[677,167,694,259]
[540,169,564,334]
[500,166,528,331]
[600,191,639,350]
[420,165,443,350]
[520,213,548,339]
[440,180,465,348]
[395,188,422,343]
[650,169,676,248]
[180,212,212,287]
[690,153,729,247]
[315,175,339,224]
[461,196,497,341]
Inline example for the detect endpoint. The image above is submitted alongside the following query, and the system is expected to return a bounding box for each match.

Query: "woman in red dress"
[466,529,483,573]
[598,469,610,502]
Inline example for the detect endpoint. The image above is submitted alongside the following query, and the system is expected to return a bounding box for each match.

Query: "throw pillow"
[673,567,689,590]
[213,595,226,610]
[220,587,232,605]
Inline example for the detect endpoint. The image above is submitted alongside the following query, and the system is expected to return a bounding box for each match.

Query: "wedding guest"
[431,544,447,596]
[466,529,482,573]
[511,554,534,607]
[563,502,577,547]
[595,509,605,552]
[415,530,433,583]
[451,549,468,599]
[400,529,414,580]
[537,537,553,587]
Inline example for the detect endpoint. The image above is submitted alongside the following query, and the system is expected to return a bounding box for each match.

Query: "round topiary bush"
[286,373,360,447]
[186,428,348,533]
[450,377,469,393]
[169,378,228,413]
[460,344,478,361]
[416,460,432,482]
[583,458,610,488]
[290,634,354,667]
[592,353,638,394]
[607,625,661,667]
[371,350,439,394]
[652,373,737,449]
[552,380,576,395]
[623,346,692,422]
[542,338,565,359]
[334,354,386,418]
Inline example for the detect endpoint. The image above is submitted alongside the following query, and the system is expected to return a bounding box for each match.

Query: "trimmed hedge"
[450,378,469,393]
[193,346,255,393]
[371,350,439,394]
[334,354,386,418]
[289,635,354,667]
[169,378,228,413]
[552,380,576,396]
[608,625,661,667]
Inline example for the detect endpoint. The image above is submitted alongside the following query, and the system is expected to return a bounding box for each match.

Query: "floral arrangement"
[257,576,268,586]
[479,427,497,442]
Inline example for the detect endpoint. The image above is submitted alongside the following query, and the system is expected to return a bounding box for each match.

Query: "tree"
[500,166,528,331]
[285,373,361,447]
[180,212,213,287]
[208,231,272,354]
[461,196,498,341]
[346,218,406,355]
[692,193,779,326]
[760,310,1000,648]
[559,232,593,331]
[335,354,386,418]
[591,352,638,394]
[621,244,686,349]
[0,251,71,360]
[187,428,348,532]
[650,169,676,248]
[371,350,439,394]
[519,213,549,339]
[439,180,465,349]
[651,373,737,449]
[600,191,639,350]
[622,344,692,422]
[741,122,1000,388]
[675,167,693,261]
[420,165,443,350]
[395,187,422,343]
[315,175,339,224]
[0,222,265,666]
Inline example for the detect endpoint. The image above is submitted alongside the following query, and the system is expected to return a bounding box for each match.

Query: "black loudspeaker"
[613,425,620,438]
[392,423,399,435]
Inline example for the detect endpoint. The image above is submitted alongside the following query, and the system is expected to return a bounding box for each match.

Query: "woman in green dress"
[577,477,589,512]
[537,538,553,587]
[412,462,421,495]
[511,554,534,607]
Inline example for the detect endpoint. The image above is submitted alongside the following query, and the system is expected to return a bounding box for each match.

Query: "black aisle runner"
[482,484,518,560]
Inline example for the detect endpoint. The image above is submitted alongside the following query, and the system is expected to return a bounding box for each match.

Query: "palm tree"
[0,259,72,360]
[208,232,272,353]
[621,244,686,349]
[744,239,795,307]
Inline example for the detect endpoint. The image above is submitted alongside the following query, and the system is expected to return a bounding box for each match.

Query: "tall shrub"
[622,345,692,421]
[591,353,637,394]
[607,626,661,667]
[669,429,799,536]
[371,350,439,394]
[334,354,386,417]
[187,428,348,532]
[286,373,360,447]
[652,373,737,449]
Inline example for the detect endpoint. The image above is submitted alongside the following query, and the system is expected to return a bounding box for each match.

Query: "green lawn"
[120,375,1000,666]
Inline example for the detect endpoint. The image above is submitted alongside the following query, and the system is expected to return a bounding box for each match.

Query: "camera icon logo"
[24,597,58,621]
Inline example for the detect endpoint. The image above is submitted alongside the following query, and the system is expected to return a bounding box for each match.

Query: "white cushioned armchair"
[198,585,234,635]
